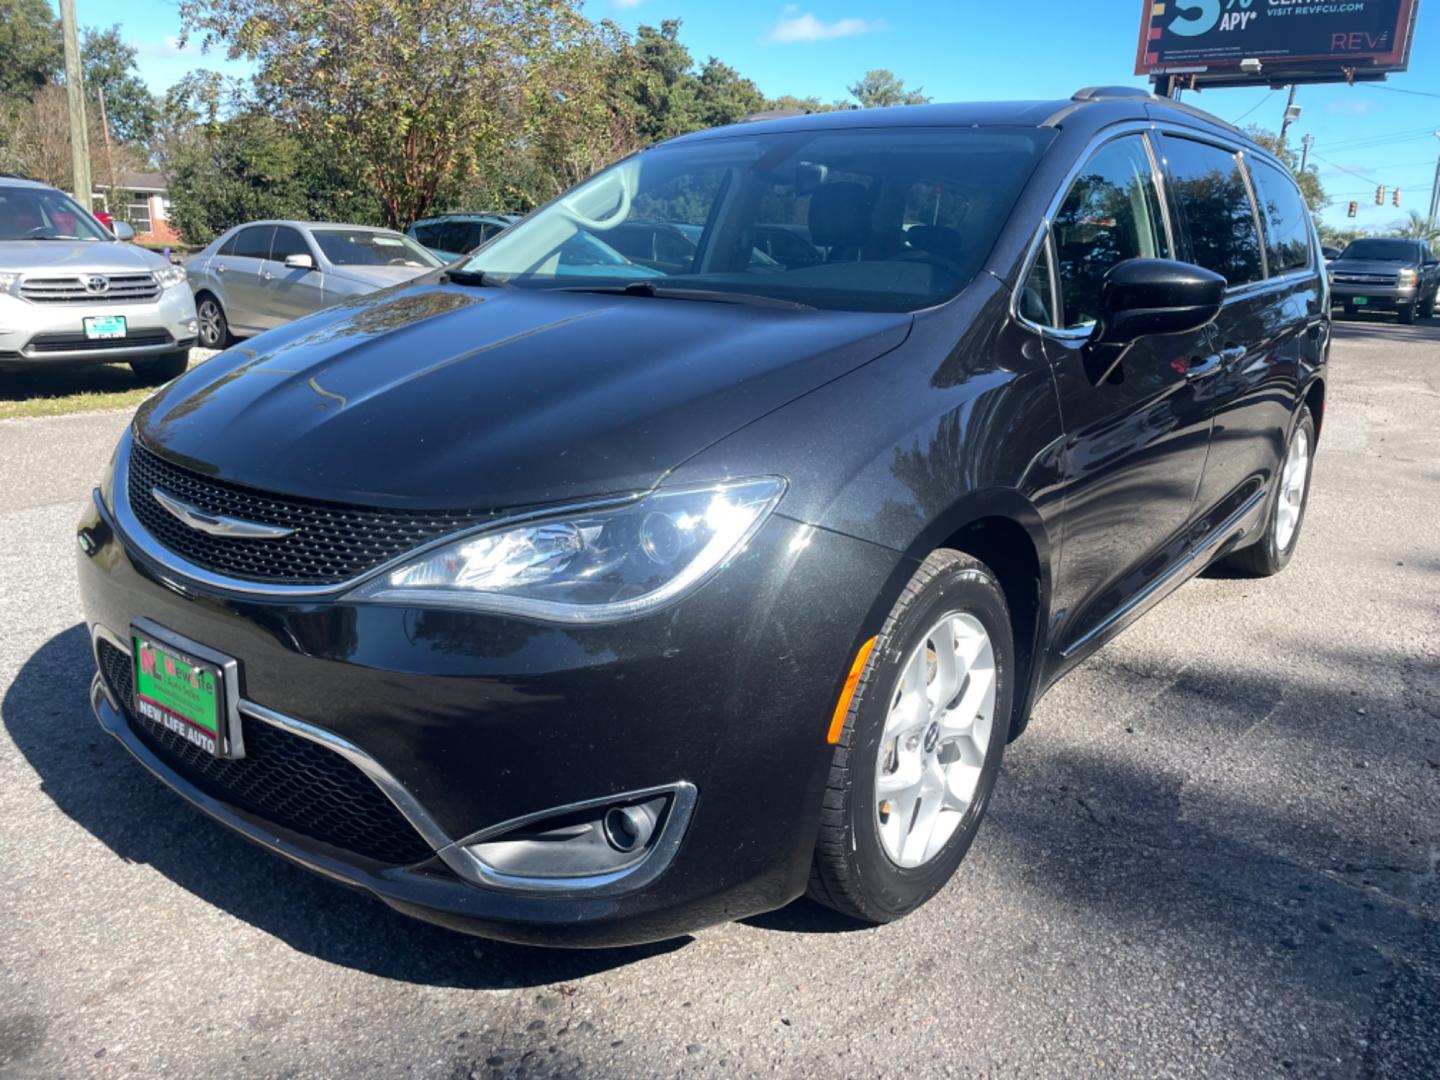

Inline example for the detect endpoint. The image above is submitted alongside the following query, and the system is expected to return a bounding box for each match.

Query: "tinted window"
[465,128,1052,313]
[1020,234,1057,327]
[231,225,274,260]
[0,186,109,241]
[311,229,439,267]
[1339,239,1421,262]
[218,230,239,256]
[1162,136,1263,287]
[1248,160,1311,275]
[269,226,310,261]
[410,223,439,248]
[1053,135,1170,329]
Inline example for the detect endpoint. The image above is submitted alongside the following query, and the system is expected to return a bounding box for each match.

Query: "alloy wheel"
[198,299,223,348]
[874,611,996,869]
[1275,425,1310,551]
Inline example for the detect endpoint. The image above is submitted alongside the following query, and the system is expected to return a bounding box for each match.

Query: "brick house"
[94,171,180,246]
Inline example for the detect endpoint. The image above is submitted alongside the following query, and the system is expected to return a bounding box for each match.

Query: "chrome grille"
[129,441,491,586]
[20,273,160,303]
[1332,272,1397,286]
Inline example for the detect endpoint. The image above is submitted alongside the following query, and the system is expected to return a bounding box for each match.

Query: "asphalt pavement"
[1,317,1437,1079]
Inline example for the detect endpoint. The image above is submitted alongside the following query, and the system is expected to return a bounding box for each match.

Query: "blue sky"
[74,0,1439,231]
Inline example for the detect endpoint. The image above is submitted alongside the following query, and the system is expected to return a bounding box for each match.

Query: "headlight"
[349,477,786,622]
[154,265,187,289]
[1397,268,1418,287]
[0,271,19,292]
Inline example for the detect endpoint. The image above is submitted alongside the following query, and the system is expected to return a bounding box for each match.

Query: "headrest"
[808,182,870,251]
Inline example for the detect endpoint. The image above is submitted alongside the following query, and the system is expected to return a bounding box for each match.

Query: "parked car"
[406,212,519,261]
[79,87,1328,946]
[0,175,197,382]
[1328,237,1438,323]
[185,221,444,348]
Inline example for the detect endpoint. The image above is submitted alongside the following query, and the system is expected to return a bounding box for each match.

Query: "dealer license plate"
[83,315,127,339]
[131,631,226,756]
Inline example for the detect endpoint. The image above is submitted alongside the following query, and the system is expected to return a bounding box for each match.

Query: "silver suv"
[0,175,198,382]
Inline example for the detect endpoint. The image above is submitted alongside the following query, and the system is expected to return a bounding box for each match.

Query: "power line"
[1228,90,1275,125]
[1358,84,1440,101]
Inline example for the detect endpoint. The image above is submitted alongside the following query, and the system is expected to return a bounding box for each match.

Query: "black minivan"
[78,87,1329,946]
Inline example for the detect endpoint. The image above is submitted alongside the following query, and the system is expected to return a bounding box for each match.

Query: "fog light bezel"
[442,781,697,896]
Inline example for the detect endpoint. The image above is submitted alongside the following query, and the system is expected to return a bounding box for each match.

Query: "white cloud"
[1325,98,1378,115]
[611,0,644,9]
[767,8,887,43]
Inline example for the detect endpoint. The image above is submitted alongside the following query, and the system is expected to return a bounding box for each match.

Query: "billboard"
[1135,0,1419,82]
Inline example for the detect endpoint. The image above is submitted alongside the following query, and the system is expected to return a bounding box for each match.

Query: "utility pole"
[97,86,117,219]
[1429,131,1440,230]
[59,0,91,209]
[1278,84,1299,146]
[1299,133,1313,173]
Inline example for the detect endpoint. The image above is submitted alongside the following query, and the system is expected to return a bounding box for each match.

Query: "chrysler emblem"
[151,488,294,540]
[83,275,110,294]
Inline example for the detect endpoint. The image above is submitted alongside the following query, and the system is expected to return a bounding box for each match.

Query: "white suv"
[0,175,199,382]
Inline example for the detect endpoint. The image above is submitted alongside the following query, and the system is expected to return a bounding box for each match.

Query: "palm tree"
[1391,210,1440,242]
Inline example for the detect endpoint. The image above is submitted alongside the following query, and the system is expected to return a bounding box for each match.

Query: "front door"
[1031,132,1217,669]
[260,225,327,328]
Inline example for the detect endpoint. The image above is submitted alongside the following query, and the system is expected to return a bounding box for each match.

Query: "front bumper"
[1329,282,1416,310]
[77,481,904,946]
[0,287,198,368]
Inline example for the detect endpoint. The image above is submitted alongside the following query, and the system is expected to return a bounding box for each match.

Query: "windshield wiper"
[557,280,815,311]
[441,268,511,288]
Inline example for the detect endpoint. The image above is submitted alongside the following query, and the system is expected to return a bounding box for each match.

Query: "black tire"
[808,549,1014,924]
[1223,405,1316,577]
[195,293,230,349]
[1398,297,1417,325]
[1422,290,1436,319]
[129,350,189,385]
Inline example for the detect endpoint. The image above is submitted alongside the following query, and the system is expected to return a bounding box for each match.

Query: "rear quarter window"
[1248,160,1312,276]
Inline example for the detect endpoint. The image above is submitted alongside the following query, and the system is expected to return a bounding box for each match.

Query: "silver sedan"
[184,221,443,348]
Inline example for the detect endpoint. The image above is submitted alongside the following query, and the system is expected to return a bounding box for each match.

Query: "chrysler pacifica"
[78,87,1328,946]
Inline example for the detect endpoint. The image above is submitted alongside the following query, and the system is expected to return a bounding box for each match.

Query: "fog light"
[184,319,198,336]
[603,803,658,852]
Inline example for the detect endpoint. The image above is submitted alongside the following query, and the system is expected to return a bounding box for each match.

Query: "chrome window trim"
[107,427,644,599]
[88,622,693,896]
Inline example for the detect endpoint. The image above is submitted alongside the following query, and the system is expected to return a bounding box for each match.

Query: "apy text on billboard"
[1135,0,1417,75]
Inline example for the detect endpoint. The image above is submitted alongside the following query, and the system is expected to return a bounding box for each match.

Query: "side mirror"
[112,221,135,241]
[284,253,315,271]
[1086,258,1226,384]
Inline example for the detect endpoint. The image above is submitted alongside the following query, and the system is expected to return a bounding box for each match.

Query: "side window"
[1161,136,1264,287]
[410,223,438,248]
[218,230,239,256]
[1020,233,1058,327]
[1248,159,1312,275]
[269,226,309,262]
[1053,135,1170,330]
[232,226,274,261]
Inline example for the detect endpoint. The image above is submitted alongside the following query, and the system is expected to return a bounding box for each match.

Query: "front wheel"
[809,550,1013,924]
[1398,297,1418,325]
[195,294,229,349]
[1223,405,1316,577]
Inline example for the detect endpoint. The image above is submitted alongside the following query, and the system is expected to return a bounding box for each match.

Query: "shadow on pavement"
[2,623,687,989]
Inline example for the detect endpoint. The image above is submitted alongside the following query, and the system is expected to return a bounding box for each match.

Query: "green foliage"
[82,26,159,143]
[0,0,61,99]
[1389,210,1439,243]
[1243,126,1327,216]
[848,70,929,109]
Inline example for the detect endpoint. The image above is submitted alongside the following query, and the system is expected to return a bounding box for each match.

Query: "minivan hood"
[135,283,912,510]
[0,239,166,273]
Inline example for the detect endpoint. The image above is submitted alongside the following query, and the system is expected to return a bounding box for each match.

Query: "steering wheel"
[386,257,414,266]
[23,226,53,239]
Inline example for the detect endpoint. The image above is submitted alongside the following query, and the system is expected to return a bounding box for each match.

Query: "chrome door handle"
[1185,354,1223,380]
[215,264,226,273]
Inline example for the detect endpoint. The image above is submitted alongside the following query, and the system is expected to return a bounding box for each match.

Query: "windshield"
[462,127,1052,312]
[1340,239,1419,262]
[0,185,111,241]
[312,229,441,268]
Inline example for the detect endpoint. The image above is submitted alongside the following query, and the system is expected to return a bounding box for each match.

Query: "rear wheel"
[196,294,229,349]
[129,350,189,385]
[1422,289,1436,319]
[809,550,1013,924]
[1223,405,1316,577]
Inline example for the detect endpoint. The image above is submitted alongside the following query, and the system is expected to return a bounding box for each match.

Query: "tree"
[1390,210,1439,243]
[82,25,159,143]
[691,58,766,130]
[627,20,699,142]
[0,0,61,99]
[1243,126,1327,216]
[847,69,929,109]
[765,93,848,115]
[179,0,589,228]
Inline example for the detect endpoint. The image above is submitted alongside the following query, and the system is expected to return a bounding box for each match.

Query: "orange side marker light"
[827,636,877,744]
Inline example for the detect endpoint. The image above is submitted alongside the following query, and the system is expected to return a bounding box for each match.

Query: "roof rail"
[1071,86,1154,102]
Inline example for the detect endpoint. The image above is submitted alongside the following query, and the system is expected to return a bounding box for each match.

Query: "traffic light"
[1348,201,1358,218]
[1393,188,1401,207]
[1376,185,1385,205]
